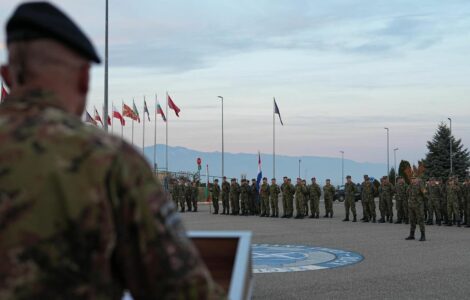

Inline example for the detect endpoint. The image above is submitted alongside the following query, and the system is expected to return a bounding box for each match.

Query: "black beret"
[6,2,101,63]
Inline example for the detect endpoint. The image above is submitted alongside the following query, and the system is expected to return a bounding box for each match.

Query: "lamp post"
[448,118,453,175]
[218,96,224,177]
[384,127,389,176]
[340,151,344,186]
[393,148,399,184]
[298,159,301,178]
[103,0,109,132]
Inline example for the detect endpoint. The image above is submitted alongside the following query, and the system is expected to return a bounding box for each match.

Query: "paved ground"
[182,201,470,300]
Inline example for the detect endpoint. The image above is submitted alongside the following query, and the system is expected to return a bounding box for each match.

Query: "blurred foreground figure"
[0,2,222,299]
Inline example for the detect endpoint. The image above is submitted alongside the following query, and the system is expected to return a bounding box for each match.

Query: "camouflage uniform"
[250,180,259,215]
[178,182,186,212]
[240,180,250,215]
[269,183,281,217]
[230,180,241,215]
[185,182,193,212]
[378,180,394,223]
[191,182,199,212]
[361,179,376,222]
[221,180,230,215]
[464,179,470,227]
[281,180,288,217]
[395,181,409,224]
[344,181,357,221]
[211,182,220,214]
[323,183,336,218]
[302,180,309,216]
[0,91,222,299]
[295,182,307,218]
[308,181,322,218]
[171,181,180,210]
[446,180,461,226]
[260,182,270,217]
[426,181,442,225]
[407,180,426,239]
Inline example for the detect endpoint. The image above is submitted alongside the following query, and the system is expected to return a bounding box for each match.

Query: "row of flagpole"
[86,93,180,173]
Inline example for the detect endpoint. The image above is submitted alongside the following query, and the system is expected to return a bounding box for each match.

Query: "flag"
[1,82,9,102]
[167,94,180,117]
[107,116,111,126]
[144,100,151,122]
[132,100,141,123]
[256,152,262,194]
[123,103,139,121]
[93,107,104,126]
[156,100,167,122]
[274,98,284,126]
[113,105,125,126]
[85,111,97,125]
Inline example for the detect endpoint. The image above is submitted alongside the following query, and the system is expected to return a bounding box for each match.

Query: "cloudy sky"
[1,0,469,165]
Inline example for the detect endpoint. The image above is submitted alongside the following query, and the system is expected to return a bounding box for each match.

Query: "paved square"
[182,201,470,300]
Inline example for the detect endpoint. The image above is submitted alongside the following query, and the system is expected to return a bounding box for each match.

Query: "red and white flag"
[167,94,180,117]
[113,105,125,126]
[93,107,104,126]
[1,82,9,102]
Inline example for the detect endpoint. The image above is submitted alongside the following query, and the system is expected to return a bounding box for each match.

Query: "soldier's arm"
[109,146,222,299]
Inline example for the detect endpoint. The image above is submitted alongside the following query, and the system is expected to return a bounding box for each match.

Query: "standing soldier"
[379,176,394,223]
[395,176,409,224]
[185,180,193,212]
[302,179,309,216]
[171,178,180,211]
[446,177,462,227]
[361,175,377,223]
[191,181,199,212]
[270,178,281,217]
[323,179,336,218]
[343,175,357,222]
[308,177,322,219]
[178,179,186,213]
[281,177,289,218]
[440,178,448,224]
[250,179,259,215]
[295,178,307,218]
[464,177,470,227]
[240,179,250,216]
[211,179,220,214]
[230,178,241,215]
[287,178,295,218]
[406,176,426,241]
[259,177,270,217]
[426,178,442,225]
[221,176,230,215]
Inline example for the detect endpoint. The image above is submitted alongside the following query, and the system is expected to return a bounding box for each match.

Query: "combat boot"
[395,220,402,224]
[360,216,366,221]
[404,219,409,224]
[466,224,470,228]
[309,215,315,219]
[330,213,333,218]
[405,231,415,240]
[419,231,426,242]
[342,216,349,222]
[457,221,461,228]
[315,214,320,219]
[437,219,441,226]
[353,216,357,222]
[362,217,369,223]
[378,218,385,223]
[323,214,329,218]
[389,217,393,224]
[372,216,377,223]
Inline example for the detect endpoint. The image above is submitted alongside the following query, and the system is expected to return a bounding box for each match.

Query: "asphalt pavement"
[181,200,470,300]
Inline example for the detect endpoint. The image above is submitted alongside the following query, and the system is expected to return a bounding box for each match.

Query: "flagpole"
[103,0,109,132]
[207,164,211,214]
[154,94,157,174]
[273,97,275,179]
[121,100,124,139]
[111,101,114,135]
[132,98,135,145]
[143,96,145,155]
[166,91,169,173]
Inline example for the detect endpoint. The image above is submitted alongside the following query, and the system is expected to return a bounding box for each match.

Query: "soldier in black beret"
[0,2,222,299]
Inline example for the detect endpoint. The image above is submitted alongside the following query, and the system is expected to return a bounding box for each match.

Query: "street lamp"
[340,151,344,186]
[448,118,453,175]
[298,159,301,178]
[103,0,109,132]
[218,96,224,177]
[393,148,399,184]
[384,127,389,176]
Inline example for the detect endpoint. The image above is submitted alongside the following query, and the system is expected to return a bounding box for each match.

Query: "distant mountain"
[143,144,387,186]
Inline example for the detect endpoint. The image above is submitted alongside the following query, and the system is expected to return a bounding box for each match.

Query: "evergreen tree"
[399,160,412,184]
[388,168,396,184]
[423,123,470,180]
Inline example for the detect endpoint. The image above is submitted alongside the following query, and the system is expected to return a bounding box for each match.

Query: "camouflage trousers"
[186,196,192,212]
[344,196,356,218]
[287,197,294,216]
[447,199,460,222]
[270,195,279,216]
[363,197,376,219]
[379,196,393,219]
[423,198,429,220]
[309,197,320,217]
[282,196,288,216]
[303,198,309,216]
[240,195,249,214]
[212,196,219,213]
[261,196,270,216]
[192,197,198,212]
[409,203,425,233]
[295,195,304,216]
[172,197,179,210]
[324,197,333,215]
[178,197,186,212]
[466,197,470,224]
[428,199,441,222]
[231,196,240,214]
[222,194,230,214]
[396,200,408,222]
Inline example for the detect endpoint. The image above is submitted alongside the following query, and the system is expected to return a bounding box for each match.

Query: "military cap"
[6,2,101,63]
[263,177,267,180]
[311,177,316,180]
[214,179,219,182]
[346,175,351,179]
[363,174,369,178]
[223,176,227,179]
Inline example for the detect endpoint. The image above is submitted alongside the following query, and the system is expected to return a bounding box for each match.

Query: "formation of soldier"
[205,174,470,242]
[171,178,200,212]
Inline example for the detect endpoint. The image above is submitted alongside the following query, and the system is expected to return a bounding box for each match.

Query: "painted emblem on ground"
[252,244,363,273]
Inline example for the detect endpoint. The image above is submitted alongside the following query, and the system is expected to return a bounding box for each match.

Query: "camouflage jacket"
[361,181,375,201]
[295,183,307,200]
[408,182,425,207]
[269,183,280,199]
[395,182,408,202]
[211,184,220,198]
[446,184,461,203]
[426,183,442,202]
[229,182,240,199]
[379,182,394,200]
[240,183,250,198]
[260,183,270,198]
[323,184,335,200]
[344,182,357,200]
[308,183,321,200]
[221,181,230,197]
[0,91,222,299]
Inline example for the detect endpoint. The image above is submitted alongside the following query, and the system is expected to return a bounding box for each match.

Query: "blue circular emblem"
[252,244,363,273]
